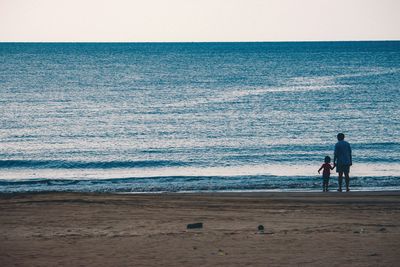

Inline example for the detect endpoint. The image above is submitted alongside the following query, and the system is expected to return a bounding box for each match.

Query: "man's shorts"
[336,164,350,174]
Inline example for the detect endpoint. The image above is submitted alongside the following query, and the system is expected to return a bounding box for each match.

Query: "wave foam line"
[0,175,399,193]
[0,159,188,169]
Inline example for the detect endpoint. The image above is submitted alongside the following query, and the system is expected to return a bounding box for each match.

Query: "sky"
[0,0,399,42]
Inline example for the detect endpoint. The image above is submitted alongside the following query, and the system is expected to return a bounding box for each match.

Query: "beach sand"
[0,191,399,266]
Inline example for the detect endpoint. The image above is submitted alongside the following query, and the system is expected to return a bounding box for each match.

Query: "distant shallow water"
[0,42,399,193]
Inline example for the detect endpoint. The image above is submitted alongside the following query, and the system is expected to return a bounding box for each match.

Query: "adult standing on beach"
[334,133,352,192]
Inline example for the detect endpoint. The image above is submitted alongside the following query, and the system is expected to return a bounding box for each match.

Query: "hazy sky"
[1,0,399,42]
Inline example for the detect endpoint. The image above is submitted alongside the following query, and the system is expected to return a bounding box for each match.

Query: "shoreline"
[1,191,399,266]
[1,189,400,197]
[1,189,400,196]
[2,170,399,194]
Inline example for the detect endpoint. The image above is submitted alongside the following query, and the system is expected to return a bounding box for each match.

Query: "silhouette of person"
[333,133,352,192]
[318,156,335,192]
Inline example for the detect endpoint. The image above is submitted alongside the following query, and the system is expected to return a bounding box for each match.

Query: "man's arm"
[333,144,338,165]
[349,144,352,166]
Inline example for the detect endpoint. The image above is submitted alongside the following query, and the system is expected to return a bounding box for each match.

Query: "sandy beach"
[0,191,399,266]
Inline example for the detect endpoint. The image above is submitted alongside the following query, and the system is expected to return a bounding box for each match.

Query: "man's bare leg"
[338,172,343,192]
[345,172,350,192]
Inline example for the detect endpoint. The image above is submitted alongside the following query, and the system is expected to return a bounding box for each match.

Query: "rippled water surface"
[0,42,399,192]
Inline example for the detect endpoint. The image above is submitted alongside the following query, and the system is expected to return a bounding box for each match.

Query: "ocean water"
[0,42,399,193]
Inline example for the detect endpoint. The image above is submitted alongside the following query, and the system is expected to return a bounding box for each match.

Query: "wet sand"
[0,191,399,266]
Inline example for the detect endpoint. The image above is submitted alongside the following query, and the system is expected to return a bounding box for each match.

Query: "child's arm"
[330,164,335,170]
[318,165,323,173]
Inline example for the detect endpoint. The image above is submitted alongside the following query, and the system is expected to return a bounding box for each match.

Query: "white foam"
[1,163,399,181]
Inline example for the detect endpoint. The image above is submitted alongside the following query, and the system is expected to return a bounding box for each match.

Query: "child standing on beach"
[318,156,335,192]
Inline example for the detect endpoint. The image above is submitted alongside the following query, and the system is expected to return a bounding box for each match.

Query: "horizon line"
[1,39,399,44]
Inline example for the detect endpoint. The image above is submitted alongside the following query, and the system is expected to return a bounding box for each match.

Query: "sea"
[0,42,399,193]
